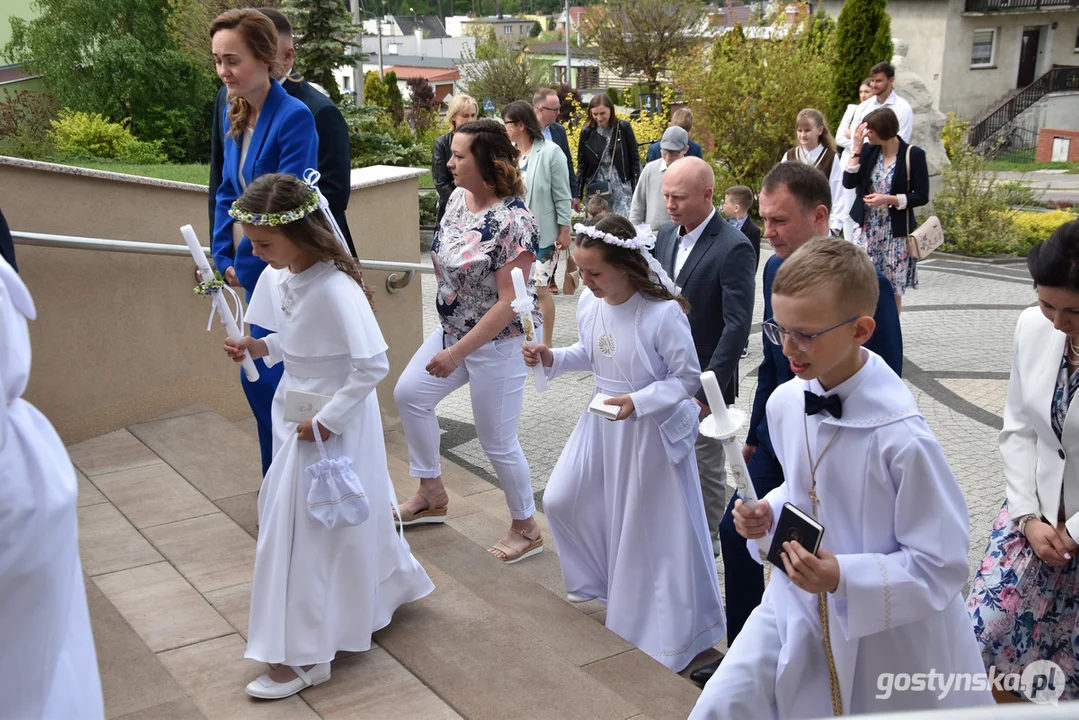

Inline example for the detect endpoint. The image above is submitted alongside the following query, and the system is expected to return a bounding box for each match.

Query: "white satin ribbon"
[206,282,246,333]
[303,168,353,256]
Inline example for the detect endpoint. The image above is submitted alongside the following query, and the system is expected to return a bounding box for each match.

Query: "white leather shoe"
[566,591,595,604]
[245,663,331,699]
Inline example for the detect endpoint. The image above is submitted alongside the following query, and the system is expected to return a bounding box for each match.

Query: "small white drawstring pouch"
[305,417,370,529]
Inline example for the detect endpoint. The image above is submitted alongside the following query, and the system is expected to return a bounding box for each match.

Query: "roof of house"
[373,54,459,69]
[385,65,461,83]
[0,63,40,84]
[525,41,598,56]
[394,15,448,39]
[462,16,532,24]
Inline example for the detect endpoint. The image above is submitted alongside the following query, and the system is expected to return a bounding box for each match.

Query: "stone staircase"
[71,404,713,720]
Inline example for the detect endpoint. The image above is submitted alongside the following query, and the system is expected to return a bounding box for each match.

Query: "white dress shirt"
[852,90,914,144]
[674,208,715,277]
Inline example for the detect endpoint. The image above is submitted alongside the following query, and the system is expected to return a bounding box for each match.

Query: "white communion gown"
[0,257,104,719]
[244,260,433,666]
[542,289,726,672]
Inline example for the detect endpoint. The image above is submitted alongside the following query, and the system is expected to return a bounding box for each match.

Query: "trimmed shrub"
[1011,210,1078,255]
[49,109,135,159]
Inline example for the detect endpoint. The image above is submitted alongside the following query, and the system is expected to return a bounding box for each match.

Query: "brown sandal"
[393,488,449,527]
[489,527,544,564]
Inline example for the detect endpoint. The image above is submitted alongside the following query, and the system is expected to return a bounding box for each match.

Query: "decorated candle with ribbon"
[181,224,259,382]
[510,267,547,393]
[698,370,768,557]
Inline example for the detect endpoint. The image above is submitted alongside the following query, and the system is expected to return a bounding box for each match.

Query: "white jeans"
[393,328,535,520]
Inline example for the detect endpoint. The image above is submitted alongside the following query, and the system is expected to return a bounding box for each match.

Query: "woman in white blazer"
[502,100,572,348]
[835,79,873,241]
[967,220,1079,703]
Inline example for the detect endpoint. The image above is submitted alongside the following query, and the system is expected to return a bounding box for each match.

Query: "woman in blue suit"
[211,9,319,474]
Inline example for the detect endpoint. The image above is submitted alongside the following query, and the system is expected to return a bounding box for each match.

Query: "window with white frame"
[1074,26,1078,52]
[971,28,997,68]
[503,25,512,34]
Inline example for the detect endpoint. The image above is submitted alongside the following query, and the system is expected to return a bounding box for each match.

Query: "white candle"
[510,267,547,392]
[181,224,215,283]
[180,225,259,382]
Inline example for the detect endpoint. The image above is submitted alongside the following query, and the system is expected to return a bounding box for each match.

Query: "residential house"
[820,0,1079,131]
[361,34,475,61]
[361,15,448,38]
[525,41,600,89]
[445,15,536,43]
[336,55,461,103]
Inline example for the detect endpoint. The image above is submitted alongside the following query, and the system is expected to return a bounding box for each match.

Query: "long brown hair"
[453,119,525,199]
[235,173,374,305]
[210,9,281,141]
[586,92,617,130]
[795,108,836,154]
[575,214,690,313]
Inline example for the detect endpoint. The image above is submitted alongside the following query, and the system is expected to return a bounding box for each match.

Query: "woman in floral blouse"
[393,119,544,564]
[967,220,1079,702]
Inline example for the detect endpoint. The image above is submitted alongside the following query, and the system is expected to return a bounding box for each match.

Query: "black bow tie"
[804,391,843,419]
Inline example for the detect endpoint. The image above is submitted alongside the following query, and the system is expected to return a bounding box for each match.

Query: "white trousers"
[394,328,535,520]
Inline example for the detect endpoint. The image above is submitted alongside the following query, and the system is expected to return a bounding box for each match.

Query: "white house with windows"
[444,15,535,43]
[821,0,1079,124]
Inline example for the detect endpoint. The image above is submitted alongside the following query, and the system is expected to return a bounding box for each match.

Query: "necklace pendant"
[598,332,616,357]
[280,292,294,316]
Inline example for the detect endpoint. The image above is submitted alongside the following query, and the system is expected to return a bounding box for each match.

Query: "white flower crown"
[573,222,656,251]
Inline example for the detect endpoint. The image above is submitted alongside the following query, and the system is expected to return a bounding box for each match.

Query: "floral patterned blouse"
[432,188,540,341]
[1052,351,1079,441]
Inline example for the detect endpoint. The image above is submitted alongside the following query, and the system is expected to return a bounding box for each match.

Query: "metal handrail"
[12,231,431,293]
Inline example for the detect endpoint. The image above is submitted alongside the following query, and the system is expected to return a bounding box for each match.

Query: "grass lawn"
[985,159,1079,174]
[56,159,211,185]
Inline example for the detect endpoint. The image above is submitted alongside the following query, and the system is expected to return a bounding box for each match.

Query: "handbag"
[304,417,370,529]
[584,126,617,197]
[903,145,944,259]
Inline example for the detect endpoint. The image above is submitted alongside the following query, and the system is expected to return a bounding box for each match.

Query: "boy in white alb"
[691,237,991,717]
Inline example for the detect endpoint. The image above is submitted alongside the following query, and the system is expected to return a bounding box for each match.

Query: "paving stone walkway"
[421,250,1035,584]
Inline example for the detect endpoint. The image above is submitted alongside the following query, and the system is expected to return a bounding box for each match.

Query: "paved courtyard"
[420,249,1036,583]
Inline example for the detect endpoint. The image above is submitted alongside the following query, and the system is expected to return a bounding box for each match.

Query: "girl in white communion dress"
[523,214,726,672]
[224,172,433,699]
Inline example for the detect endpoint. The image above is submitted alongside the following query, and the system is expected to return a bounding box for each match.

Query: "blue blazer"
[745,253,904,455]
[212,79,319,295]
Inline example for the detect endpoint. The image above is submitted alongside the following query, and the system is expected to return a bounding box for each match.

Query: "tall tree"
[460,41,544,108]
[827,0,892,124]
[282,0,363,103]
[166,0,283,72]
[4,0,216,161]
[583,0,699,98]
[675,22,832,192]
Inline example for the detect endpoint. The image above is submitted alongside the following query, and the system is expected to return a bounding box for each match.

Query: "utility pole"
[377,0,385,79]
[564,0,571,90]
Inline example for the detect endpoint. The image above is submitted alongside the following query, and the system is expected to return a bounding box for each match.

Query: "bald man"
[654,157,756,557]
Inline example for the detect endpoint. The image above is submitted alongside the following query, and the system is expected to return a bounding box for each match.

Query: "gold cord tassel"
[818,592,843,716]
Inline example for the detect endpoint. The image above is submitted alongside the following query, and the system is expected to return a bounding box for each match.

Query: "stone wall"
[2,157,426,442]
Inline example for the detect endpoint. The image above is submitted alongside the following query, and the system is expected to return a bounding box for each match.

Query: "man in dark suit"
[690,161,903,688]
[645,107,703,164]
[534,87,579,292]
[0,208,15,272]
[208,7,354,255]
[655,157,756,559]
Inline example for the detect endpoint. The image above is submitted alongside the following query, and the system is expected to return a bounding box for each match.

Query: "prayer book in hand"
[767,503,825,574]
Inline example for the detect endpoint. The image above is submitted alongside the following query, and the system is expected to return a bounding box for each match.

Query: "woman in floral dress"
[967,220,1079,703]
[843,107,928,313]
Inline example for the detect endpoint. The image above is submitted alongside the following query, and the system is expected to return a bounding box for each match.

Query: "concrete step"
[67,406,706,719]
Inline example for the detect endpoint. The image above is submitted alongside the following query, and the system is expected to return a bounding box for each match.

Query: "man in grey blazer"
[655,157,756,555]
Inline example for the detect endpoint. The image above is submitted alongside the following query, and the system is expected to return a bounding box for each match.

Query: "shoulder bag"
[904,145,944,259]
